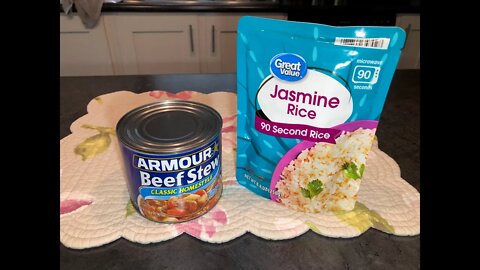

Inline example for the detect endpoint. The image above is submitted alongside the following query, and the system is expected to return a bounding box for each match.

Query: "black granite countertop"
[60,70,419,269]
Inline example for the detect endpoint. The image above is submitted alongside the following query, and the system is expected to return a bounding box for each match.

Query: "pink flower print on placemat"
[149,91,193,100]
[222,178,238,186]
[221,114,237,151]
[175,207,228,239]
[222,114,237,130]
[60,199,93,215]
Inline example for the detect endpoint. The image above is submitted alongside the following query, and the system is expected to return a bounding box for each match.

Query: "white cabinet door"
[396,14,420,69]
[199,13,286,73]
[104,13,201,75]
[60,15,114,76]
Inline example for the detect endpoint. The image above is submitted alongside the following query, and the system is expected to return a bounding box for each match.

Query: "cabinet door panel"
[60,15,114,76]
[396,14,420,69]
[199,13,286,73]
[132,31,198,74]
[104,13,200,75]
[217,31,237,72]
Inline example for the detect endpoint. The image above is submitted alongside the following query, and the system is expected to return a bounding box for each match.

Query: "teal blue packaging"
[236,16,405,213]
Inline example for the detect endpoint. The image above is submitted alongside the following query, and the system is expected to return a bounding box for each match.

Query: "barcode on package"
[334,37,390,50]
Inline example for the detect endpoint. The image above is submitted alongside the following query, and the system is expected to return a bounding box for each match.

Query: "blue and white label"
[352,65,381,85]
[120,136,221,201]
[270,53,307,82]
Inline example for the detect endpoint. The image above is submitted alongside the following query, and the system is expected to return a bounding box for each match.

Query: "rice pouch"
[236,16,406,212]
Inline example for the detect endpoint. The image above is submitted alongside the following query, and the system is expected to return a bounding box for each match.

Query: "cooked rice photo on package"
[276,128,375,212]
[235,17,405,212]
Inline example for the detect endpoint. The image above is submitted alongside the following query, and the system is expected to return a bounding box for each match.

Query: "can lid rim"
[116,100,222,154]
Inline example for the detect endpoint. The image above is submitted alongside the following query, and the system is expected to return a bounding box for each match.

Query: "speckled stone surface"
[60,70,419,270]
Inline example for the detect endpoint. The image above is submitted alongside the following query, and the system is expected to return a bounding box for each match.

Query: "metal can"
[116,100,223,223]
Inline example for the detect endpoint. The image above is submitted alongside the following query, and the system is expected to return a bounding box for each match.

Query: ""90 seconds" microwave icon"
[352,65,381,85]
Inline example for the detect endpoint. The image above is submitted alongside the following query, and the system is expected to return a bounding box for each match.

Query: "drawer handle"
[189,24,194,53]
[405,23,412,42]
[212,25,216,53]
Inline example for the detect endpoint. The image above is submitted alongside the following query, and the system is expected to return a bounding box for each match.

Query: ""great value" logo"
[269,53,307,82]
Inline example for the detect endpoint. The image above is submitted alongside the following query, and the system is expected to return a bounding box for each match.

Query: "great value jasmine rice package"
[236,16,406,212]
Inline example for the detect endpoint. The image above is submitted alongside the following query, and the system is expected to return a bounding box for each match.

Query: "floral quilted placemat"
[60,90,420,249]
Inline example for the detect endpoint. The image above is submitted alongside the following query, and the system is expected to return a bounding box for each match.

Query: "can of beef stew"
[116,100,223,223]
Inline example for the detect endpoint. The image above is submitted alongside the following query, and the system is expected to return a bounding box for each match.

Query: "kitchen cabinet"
[103,13,285,75]
[396,14,420,69]
[60,13,286,76]
[103,13,201,75]
[198,13,286,73]
[60,15,114,76]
